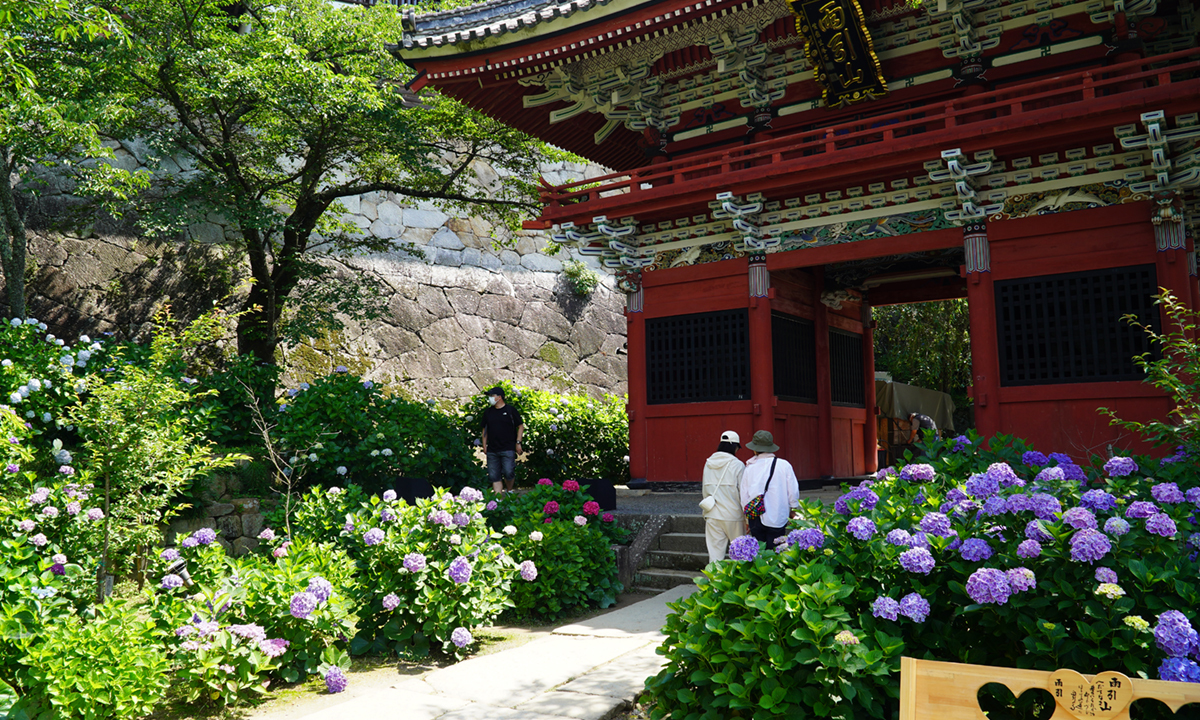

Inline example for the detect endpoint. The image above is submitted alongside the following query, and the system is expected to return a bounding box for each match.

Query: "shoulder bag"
[743,458,777,521]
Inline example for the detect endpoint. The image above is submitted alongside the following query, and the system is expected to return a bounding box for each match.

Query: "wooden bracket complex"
[900,657,1200,720]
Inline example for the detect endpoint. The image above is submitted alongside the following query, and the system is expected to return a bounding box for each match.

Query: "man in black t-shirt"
[481,387,524,492]
[908,412,938,443]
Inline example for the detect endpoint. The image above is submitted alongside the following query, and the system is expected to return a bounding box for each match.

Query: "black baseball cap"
[484,387,505,398]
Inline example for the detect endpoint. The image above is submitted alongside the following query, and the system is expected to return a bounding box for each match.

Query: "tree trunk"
[0,149,28,319]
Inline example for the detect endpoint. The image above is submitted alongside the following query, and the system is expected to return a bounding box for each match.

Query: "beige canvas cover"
[875,380,956,432]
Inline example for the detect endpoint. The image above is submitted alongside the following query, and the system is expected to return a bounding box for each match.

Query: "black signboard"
[791,0,888,108]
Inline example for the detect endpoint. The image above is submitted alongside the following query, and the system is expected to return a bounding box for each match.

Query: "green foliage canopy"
[873,299,972,415]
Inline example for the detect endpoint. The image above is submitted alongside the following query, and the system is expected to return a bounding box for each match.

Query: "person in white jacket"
[700,430,746,563]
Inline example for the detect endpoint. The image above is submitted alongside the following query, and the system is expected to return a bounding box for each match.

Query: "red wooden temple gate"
[395,0,1200,481]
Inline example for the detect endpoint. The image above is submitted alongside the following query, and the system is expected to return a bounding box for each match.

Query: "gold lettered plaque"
[788,0,888,109]
[1048,669,1134,720]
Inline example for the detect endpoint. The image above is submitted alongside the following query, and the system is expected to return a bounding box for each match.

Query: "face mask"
[488,396,498,406]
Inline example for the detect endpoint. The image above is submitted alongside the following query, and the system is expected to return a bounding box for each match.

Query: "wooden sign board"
[900,657,1200,720]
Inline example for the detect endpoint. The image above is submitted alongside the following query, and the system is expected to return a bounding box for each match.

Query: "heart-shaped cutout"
[1048,669,1133,720]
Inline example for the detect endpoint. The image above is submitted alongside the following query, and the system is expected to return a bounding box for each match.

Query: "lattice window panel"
[646,309,750,405]
[830,329,866,407]
[995,264,1160,387]
[772,312,818,403]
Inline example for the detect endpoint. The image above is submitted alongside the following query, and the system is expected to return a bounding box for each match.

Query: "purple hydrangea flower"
[452,512,470,527]
[885,529,912,546]
[86,508,103,521]
[193,528,217,545]
[289,591,318,619]
[847,517,877,540]
[966,568,1012,604]
[29,487,49,504]
[913,493,926,505]
[1154,610,1199,658]
[965,474,999,499]
[403,553,426,572]
[1146,513,1177,538]
[1017,539,1042,558]
[382,593,401,611]
[980,496,1008,517]
[363,528,385,546]
[1159,658,1200,683]
[919,512,953,537]
[1048,452,1072,465]
[899,547,935,574]
[986,462,1022,488]
[1104,517,1130,536]
[307,576,333,603]
[959,538,993,562]
[429,510,452,527]
[1095,567,1118,583]
[459,487,484,503]
[448,557,473,584]
[872,596,900,620]
[835,486,879,515]
[876,466,897,480]
[181,536,199,549]
[30,533,47,547]
[1080,490,1117,512]
[1022,451,1049,467]
[519,560,538,581]
[229,624,266,642]
[259,638,290,657]
[161,574,184,589]
[17,519,34,533]
[1187,487,1200,506]
[1033,466,1064,484]
[788,528,825,550]
[1007,567,1036,593]
[195,621,220,637]
[451,627,473,648]
[486,500,498,511]
[1152,483,1186,504]
[1025,520,1052,543]
[729,535,759,561]
[1006,494,1032,514]
[900,463,935,482]
[1059,464,1087,482]
[324,667,348,694]
[161,548,180,562]
[258,528,276,541]
[1030,494,1062,521]
[1070,529,1112,564]
[1062,507,1097,530]
[907,531,930,549]
[1104,456,1138,477]
[1126,501,1159,519]
[899,593,930,622]
[951,435,971,453]
[380,508,394,523]
[942,489,967,506]
[65,502,80,515]
[5,463,17,473]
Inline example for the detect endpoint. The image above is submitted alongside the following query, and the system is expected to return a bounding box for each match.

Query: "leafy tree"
[103,0,546,368]
[0,1,127,319]
[873,299,972,417]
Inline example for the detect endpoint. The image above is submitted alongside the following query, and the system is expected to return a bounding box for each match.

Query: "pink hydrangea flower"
[537,478,553,486]
[582,501,600,516]
[562,480,580,492]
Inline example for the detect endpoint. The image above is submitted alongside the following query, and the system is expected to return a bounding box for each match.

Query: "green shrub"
[502,519,622,617]
[562,259,601,296]
[8,599,170,720]
[458,382,628,487]
[482,479,630,545]
[272,372,480,494]
[191,353,284,448]
[646,435,1200,719]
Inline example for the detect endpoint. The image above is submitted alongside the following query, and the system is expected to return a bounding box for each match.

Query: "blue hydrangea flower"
[900,464,936,482]
[885,529,912,546]
[876,466,897,480]
[1159,657,1200,683]
[959,538,993,562]
[1059,464,1087,482]
[1007,567,1036,593]
[965,474,999,499]
[847,517,877,540]
[307,576,333,603]
[952,435,971,453]
[907,531,930,549]
[1080,490,1117,512]
[834,486,879,515]
[363,528,385,546]
[898,593,930,622]
[1030,494,1062,521]
[1152,483,1186,504]
[945,488,969,505]
[324,666,348,693]
[403,553,426,572]
[448,557,473,583]
[1069,529,1111,564]
[1146,513,1177,538]
[787,528,825,550]
[872,596,900,620]
[1006,494,1033,514]
[1033,466,1064,484]
[1022,451,1049,467]
[986,462,1023,488]
[1125,501,1159,519]
[918,512,953,537]
[451,626,474,649]
[980,496,1008,517]
[290,591,318,619]
[1154,610,1199,658]
[728,535,759,561]
[1187,487,1200,506]
[899,547,935,574]
[1104,517,1130,536]
[1062,507,1097,530]
[966,568,1012,605]
[1017,539,1042,558]
[1025,520,1053,543]
[1095,567,1118,583]
[1103,456,1138,477]
[1048,452,1072,465]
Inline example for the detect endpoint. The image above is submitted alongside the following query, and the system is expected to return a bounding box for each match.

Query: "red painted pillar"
[625,279,648,482]
[1152,201,1193,337]
[964,222,1002,438]
[748,255,775,436]
[813,267,834,477]
[862,301,879,474]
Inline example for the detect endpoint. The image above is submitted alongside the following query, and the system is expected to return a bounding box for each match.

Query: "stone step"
[633,568,704,591]
[670,515,706,534]
[645,549,710,572]
[657,532,707,554]
[629,586,666,595]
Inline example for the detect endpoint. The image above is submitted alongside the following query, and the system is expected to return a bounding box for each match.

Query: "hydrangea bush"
[646,436,1200,719]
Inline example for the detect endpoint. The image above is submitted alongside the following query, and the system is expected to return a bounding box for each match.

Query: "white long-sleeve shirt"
[701,451,744,521]
[739,453,799,529]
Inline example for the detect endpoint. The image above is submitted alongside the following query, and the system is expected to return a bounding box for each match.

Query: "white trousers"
[705,518,746,564]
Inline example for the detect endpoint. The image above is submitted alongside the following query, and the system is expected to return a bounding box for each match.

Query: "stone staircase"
[632,515,709,593]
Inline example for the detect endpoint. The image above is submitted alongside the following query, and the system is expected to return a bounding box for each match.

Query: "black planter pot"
[395,476,434,506]
[580,478,616,511]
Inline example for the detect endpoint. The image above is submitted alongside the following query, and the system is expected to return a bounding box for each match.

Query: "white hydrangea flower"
[503,525,517,535]
[9,393,21,404]
[79,335,90,343]
[381,448,393,457]
[59,356,73,366]
[9,318,20,327]
[449,534,461,545]
[530,531,543,542]
[336,466,347,475]
[0,359,10,366]
[23,318,37,325]
[308,453,318,462]
[41,413,51,423]
[25,379,40,391]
